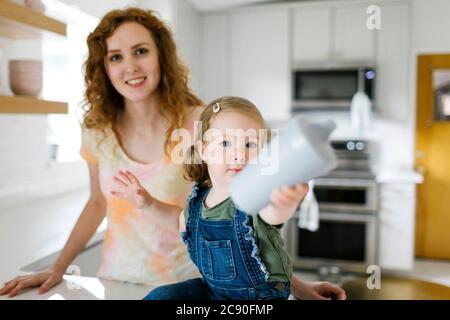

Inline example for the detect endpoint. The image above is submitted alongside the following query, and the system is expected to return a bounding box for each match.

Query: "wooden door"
[415,54,450,259]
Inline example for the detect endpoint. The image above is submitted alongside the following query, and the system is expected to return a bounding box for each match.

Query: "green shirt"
[184,197,292,282]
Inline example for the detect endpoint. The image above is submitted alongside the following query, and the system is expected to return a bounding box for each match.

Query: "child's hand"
[111,170,152,208]
[271,183,309,213]
[260,183,309,225]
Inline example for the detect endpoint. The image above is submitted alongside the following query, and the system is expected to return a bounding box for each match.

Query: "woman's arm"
[0,163,106,297]
[51,162,106,275]
[141,198,183,233]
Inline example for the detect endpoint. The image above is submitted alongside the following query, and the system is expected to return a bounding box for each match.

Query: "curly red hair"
[82,7,202,154]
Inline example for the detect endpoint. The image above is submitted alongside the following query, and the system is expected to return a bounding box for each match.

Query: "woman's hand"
[260,183,309,225]
[0,267,64,298]
[291,276,347,300]
[111,170,152,208]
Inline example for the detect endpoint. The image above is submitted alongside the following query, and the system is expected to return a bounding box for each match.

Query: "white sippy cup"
[230,115,337,214]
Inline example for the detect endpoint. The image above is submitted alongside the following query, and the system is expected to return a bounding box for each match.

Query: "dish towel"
[297,180,319,232]
[350,91,373,137]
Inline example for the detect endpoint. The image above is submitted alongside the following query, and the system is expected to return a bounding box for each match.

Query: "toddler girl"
[144,96,308,300]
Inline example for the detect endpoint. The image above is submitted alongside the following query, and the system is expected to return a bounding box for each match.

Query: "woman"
[0,7,345,300]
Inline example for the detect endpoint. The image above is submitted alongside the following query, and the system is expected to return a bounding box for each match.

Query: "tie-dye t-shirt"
[79,123,200,286]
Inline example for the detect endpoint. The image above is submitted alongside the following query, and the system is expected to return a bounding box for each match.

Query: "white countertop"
[376,170,424,184]
[0,275,154,300]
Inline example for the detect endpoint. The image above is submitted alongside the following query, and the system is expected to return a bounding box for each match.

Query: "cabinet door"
[292,8,331,63]
[199,13,230,102]
[334,5,376,62]
[378,184,416,271]
[230,9,290,121]
[376,4,409,120]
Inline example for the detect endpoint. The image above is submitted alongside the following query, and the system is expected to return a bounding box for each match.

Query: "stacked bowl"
[9,60,43,97]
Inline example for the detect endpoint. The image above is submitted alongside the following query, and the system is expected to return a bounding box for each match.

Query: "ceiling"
[187,0,299,12]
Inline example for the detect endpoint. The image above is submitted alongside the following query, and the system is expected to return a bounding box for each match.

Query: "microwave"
[292,65,376,111]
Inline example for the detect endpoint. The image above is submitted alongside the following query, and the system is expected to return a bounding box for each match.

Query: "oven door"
[313,178,378,213]
[286,212,377,273]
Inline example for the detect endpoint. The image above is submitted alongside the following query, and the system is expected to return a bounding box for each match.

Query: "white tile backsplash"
[0,113,89,202]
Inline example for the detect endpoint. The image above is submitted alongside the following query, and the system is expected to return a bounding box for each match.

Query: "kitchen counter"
[376,170,424,184]
[0,275,154,300]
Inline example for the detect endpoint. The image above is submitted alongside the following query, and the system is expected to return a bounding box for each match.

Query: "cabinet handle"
[415,165,426,175]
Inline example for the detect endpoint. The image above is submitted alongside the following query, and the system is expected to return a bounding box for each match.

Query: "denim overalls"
[179,184,291,300]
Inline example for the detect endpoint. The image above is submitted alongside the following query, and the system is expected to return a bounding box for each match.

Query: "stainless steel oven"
[286,210,377,273]
[313,177,378,213]
[285,140,379,273]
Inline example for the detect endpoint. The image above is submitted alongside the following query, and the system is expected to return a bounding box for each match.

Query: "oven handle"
[314,178,377,187]
[319,212,376,222]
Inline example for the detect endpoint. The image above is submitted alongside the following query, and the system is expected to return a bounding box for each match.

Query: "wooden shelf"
[0,0,66,39]
[0,95,68,114]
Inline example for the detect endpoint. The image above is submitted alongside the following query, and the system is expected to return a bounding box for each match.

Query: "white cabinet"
[378,183,416,271]
[334,6,375,62]
[230,9,290,121]
[199,10,291,121]
[199,13,230,103]
[375,3,410,121]
[292,4,376,63]
[293,8,331,62]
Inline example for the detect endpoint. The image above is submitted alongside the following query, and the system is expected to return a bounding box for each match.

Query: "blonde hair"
[183,96,268,187]
[82,7,202,154]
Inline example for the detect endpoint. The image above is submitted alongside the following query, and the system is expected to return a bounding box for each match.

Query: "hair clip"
[213,102,221,113]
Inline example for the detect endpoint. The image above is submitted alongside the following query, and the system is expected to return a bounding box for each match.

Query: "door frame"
[414,53,450,258]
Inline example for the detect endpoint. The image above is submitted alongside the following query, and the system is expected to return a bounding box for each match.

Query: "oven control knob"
[346,141,355,150]
[356,141,365,150]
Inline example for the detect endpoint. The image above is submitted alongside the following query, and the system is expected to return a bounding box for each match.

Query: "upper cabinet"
[199,1,407,123]
[293,8,331,62]
[375,3,410,121]
[0,0,68,114]
[230,9,290,121]
[334,6,375,62]
[292,4,376,64]
[199,13,229,103]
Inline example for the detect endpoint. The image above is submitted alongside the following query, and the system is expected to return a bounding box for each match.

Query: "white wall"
[411,0,450,53]
[173,0,202,93]
[198,13,229,103]
[138,0,175,25]
[58,0,138,18]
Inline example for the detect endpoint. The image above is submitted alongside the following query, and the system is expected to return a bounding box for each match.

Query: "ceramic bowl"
[9,60,43,97]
